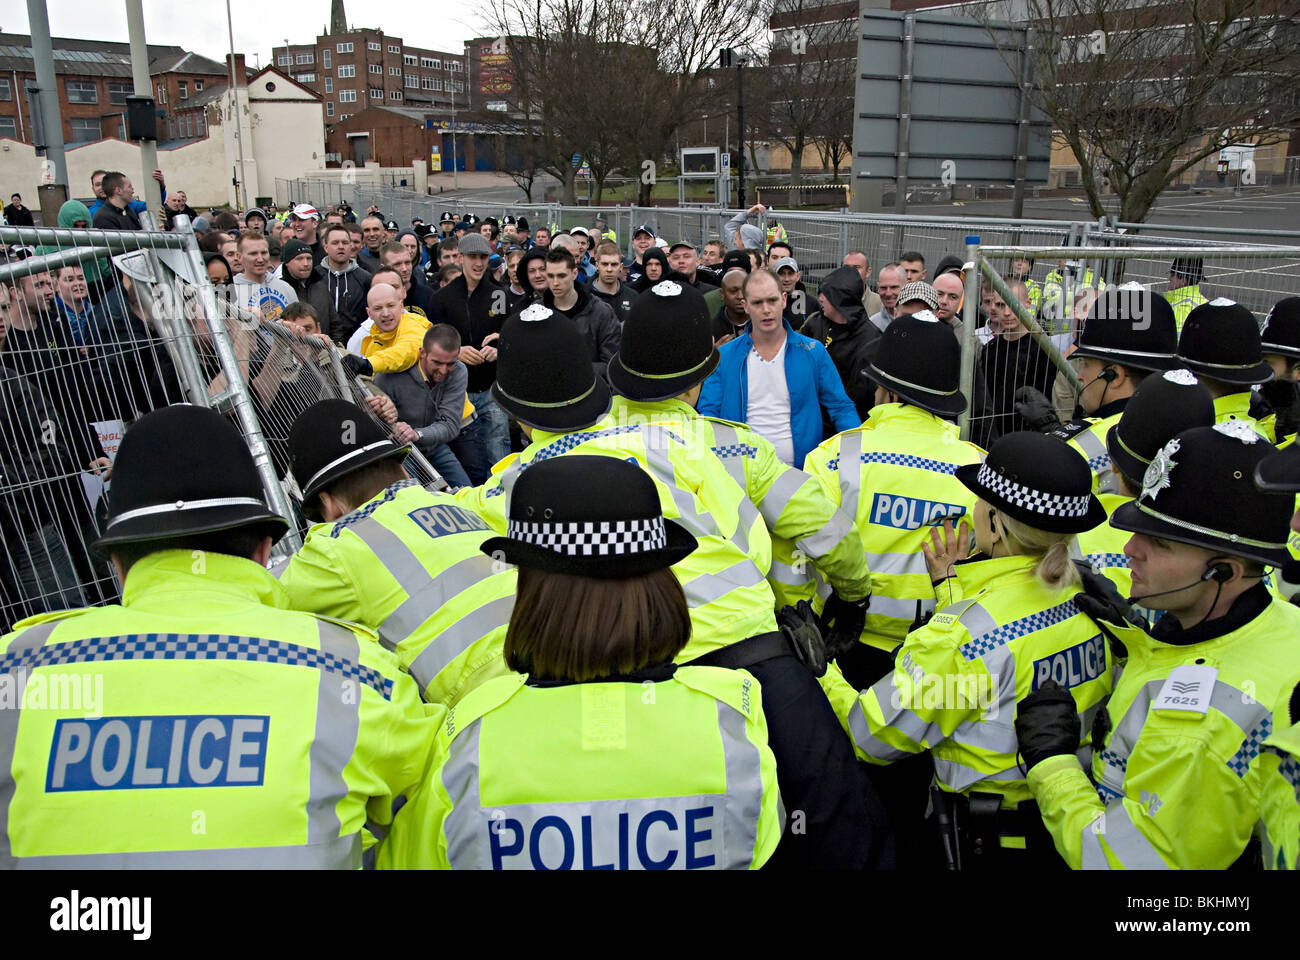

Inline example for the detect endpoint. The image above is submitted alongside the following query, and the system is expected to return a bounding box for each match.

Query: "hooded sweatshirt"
[53,200,111,288]
[631,248,671,293]
[800,265,882,422]
[315,258,372,341]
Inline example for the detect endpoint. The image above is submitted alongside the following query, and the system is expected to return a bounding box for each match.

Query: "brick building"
[0,34,226,147]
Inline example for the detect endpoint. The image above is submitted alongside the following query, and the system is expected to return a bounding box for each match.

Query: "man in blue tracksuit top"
[697,268,860,468]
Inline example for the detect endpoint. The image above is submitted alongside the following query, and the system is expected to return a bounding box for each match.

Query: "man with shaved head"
[340,282,428,378]
[933,271,965,328]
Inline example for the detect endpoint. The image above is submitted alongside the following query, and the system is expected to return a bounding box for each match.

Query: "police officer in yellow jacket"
[278,399,516,707]
[604,278,873,635]
[1164,256,1207,332]
[0,406,434,868]
[845,431,1129,868]
[380,455,785,870]
[1016,422,1300,869]
[457,301,894,868]
[1177,299,1276,442]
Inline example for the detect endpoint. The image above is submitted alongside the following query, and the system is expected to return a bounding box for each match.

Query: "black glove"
[1014,680,1080,771]
[777,601,827,678]
[1260,379,1300,439]
[819,592,870,660]
[342,354,373,379]
[1014,386,1061,432]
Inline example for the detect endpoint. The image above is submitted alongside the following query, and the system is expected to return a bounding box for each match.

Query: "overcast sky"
[0,1,487,66]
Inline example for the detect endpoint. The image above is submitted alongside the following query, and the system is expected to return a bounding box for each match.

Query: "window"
[368,41,381,51]
[324,76,333,93]
[388,44,400,54]
[389,90,402,100]
[178,80,188,99]
[404,54,417,65]
[390,66,400,76]
[195,80,203,91]
[405,74,418,88]
[449,80,463,93]
[296,52,314,64]
[297,72,316,83]
[369,87,382,98]
[156,83,167,104]
[181,114,191,138]
[116,118,125,139]
[278,55,291,66]
[66,79,98,104]
[0,78,12,101]
[422,77,441,91]
[421,57,437,69]
[0,116,16,139]
[323,49,331,69]
[338,65,355,78]
[337,42,353,53]
[198,111,206,135]
[326,101,334,116]
[68,116,100,142]
[448,60,463,72]
[108,82,130,105]
[339,89,357,102]
[368,63,382,74]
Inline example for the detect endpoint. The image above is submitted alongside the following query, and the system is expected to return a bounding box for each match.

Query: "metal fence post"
[959,235,980,442]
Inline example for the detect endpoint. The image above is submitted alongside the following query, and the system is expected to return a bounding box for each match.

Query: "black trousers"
[746,653,895,870]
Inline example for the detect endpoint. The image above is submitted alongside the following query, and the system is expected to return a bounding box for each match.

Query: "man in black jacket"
[588,241,637,323]
[316,224,371,341]
[280,239,345,342]
[800,265,881,422]
[540,246,621,377]
[90,173,143,231]
[4,193,35,227]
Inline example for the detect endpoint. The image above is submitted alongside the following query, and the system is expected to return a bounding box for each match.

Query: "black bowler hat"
[1255,443,1300,493]
[955,431,1106,533]
[1106,369,1214,489]
[516,216,530,232]
[608,280,718,402]
[492,304,612,432]
[439,212,456,224]
[1261,298,1300,361]
[1176,299,1273,386]
[288,399,410,519]
[1073,285,1177,372]
[1112,422,1295,567]
[1170,257,1204,284]
[503,215,517,226]
[93,405,287,553]
[867,311,966,417]
[481,455,696,577]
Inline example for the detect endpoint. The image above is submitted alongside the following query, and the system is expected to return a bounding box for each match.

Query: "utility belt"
[929,787,1059,871]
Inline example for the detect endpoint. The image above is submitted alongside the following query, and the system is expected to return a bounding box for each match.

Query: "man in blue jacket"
[698,268,860,467]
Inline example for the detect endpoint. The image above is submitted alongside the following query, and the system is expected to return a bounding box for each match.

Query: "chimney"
[226,53,247,86]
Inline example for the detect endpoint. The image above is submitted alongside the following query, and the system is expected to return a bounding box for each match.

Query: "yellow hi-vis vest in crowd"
[1028,587,1300,868]
[847,554,1122,807]
[1260,720,1300,870]
[609,396,871,610]
[457,415,779,658]
[0,550,435,868]
[1215,392,1275,443]
[1165,284,1207,333]
[803,403,984,652]
[279,478,517,707]
[1050,404,1126,495]
[377,666,783,869]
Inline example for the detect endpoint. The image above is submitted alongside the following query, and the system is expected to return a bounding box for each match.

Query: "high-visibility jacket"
[456,415,779,658]
[1214,392,1273,442]
[0,550,435,869]
[377,666,783,869]
[609,397,871,610]
[804,404,985,651]
[279,479,516,707]
[1023,277,1042,312]
[765,222,787,248]
[1072,492,1137,600]
[849,554,1122,808]
[1028,586,1300,868]
[1165,284,1207,333]
[1261,720,1300,870]
[1049,399,1127,494]
[1042,268,1105,333]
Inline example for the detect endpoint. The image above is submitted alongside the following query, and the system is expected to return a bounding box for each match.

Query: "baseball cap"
[290,203,320,221]
[633,224,655,238]
[459,233,491,256]
[669,241,696,253]
[570,227,591,238]
[773,256,799,273]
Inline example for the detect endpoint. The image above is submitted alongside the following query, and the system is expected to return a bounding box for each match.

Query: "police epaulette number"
[1048,419,1093,442]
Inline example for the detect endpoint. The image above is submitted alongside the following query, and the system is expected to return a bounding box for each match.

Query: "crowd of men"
[2,174,1300,871]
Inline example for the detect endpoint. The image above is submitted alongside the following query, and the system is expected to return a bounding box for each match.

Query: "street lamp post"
[720,48,746,207]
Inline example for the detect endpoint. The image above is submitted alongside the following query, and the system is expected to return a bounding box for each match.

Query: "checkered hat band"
[976,463,1091,519]
[508,517,668,556]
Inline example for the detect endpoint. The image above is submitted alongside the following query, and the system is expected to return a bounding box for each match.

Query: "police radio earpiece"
[1098,368,1118,383]
[1203,562,1233,584]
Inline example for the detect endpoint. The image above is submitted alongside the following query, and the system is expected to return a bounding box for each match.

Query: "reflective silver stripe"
[769,559,816,587]
[15,834,361,870]
[310,621,363,846]
[796,508,855,560]
[682,559,767,609]
[1071,427,1106,464]
[0,621,60,868]
[441,718,489,869]
[868,593,928,623]
[838,433,863,519]
[849,672,941,759]
[407,596,516,695]
[954,601,998,642]
[710,423,748,488]
[758,467,809,529]
[304,441,400,495]
[867,550,929,577]
[1071,427,1117,495]
[1081,803,1169,870]
[933,757,1023,793]
[717,697,761,869]
[385,554,505,651]
[848,698,910,761]
[348,516,435,650]
[105,495,269,528]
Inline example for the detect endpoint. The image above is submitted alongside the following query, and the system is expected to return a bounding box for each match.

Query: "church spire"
[330,0,347,35]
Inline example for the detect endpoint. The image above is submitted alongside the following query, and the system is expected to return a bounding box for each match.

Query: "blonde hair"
[993,512,1080,592]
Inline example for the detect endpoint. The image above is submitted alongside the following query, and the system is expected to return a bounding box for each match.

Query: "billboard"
[479,37,513,95]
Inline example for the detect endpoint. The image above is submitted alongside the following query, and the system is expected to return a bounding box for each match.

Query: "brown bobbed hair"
[505,565,692,682]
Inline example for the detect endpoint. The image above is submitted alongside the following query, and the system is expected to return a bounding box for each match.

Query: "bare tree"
[982,0,1300,223]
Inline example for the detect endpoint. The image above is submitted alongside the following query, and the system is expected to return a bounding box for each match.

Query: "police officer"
[1016,422,1300,868]
[1255,443,1300,869]
[1017,286,1179,494]
[1042,245,1105,333]
[1073,369,1215,606]
[1176,298,1276,441]
[457,304,893,869]
[849,431,1130,868]
[1259,297,1300,446]
[0,405,434,868]
[278,399,516,707]
[1164,256,1208,331]
[379,456,783,870]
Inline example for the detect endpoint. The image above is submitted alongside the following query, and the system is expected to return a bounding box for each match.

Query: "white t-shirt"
[746,340,794,465]
[346,319,373,356]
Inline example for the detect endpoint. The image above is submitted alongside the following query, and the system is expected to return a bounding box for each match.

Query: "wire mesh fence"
[0,217,443,633]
